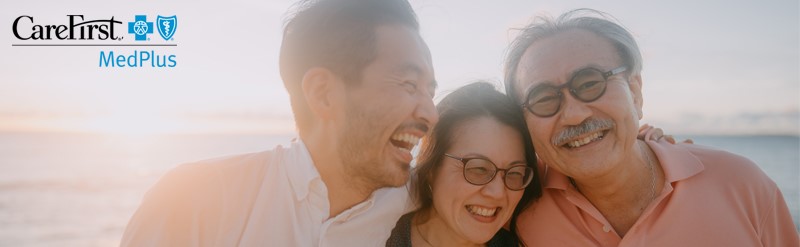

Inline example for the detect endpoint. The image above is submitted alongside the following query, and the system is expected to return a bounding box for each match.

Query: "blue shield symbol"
[156,15,177,41]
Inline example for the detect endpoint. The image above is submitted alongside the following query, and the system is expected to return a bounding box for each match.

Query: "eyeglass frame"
[520,66,628,117]
[443,153,534,191]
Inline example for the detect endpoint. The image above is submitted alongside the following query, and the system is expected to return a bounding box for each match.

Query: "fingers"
[637,125,654,140]
[664,134,676,144]
[639,123,651,132]
[650,128,664,141]
[639,123,694,144]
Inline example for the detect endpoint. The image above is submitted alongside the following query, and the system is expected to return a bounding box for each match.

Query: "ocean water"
[0,132,797,246]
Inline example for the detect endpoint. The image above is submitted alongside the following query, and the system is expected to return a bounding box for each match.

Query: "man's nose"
[558,93,592,126]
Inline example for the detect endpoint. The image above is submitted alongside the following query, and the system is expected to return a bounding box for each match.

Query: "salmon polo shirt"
[516,137,799,246]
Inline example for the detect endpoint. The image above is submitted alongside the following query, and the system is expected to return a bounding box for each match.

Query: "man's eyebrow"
[523,81,556,98]
[522,63,606,97]
[394,62,423,76]
[568,64,604,77]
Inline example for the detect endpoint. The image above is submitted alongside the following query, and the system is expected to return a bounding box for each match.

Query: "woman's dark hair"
[412,81,542,242]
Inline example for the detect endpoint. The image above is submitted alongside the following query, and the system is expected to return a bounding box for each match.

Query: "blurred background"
[1,0,798,246]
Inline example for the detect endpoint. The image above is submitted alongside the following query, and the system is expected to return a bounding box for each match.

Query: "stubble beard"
[337,101,407,195]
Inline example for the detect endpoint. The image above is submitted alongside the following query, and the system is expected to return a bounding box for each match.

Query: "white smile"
[466,205,498,217]
[566,132,604,148]
[390,133,421,152]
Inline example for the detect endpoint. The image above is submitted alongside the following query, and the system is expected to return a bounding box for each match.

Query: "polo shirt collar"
[645,139,704,183]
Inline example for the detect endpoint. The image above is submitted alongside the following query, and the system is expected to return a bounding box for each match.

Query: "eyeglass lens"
[462,158,532,190]
[525,68,610,117]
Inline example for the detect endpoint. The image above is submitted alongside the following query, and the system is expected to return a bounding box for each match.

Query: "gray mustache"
[552,118,615,146]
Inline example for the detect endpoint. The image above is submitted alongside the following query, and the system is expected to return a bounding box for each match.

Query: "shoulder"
[385,212,415,247]
[666,143,782,218]
[140,148,279,208]
[175,150,274,182]
[151,150,275,199]
[680,143,775,188]
[661,143,799,245]
[121,149,278,246]
[651,140,775,190]
[487,228,519,247]
[683,144,756,170]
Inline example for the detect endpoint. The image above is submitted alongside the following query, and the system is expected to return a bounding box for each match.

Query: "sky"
[1,0,798,136]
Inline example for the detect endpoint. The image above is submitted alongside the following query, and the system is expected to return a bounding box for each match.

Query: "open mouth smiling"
[560,130,608,149]
[466,205,499,217]
[390,133,421,152]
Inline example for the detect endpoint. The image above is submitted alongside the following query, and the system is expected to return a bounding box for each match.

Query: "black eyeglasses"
[444,153,534,191]
[521,66,627,117]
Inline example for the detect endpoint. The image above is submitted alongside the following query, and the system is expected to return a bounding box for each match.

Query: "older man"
[505,9,798,246]
[121,0,437,246]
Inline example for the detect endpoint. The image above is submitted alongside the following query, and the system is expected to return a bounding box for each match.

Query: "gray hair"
[504,8,643,102]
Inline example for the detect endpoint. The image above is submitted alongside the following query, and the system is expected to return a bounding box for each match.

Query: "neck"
[571,140,662,235]
[412,211,483,247]
[572,141,659,202]
[301,129,374,218]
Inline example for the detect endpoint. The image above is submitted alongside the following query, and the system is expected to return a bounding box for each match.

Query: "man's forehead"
[516,30,620,85]
[375,26,433,66]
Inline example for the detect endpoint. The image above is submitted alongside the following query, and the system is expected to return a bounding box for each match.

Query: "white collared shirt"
[121,139,413,247]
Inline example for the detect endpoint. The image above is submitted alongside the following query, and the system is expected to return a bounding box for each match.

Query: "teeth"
[567,132,604,148]
[391,133,421,150]
[466,205,497,217]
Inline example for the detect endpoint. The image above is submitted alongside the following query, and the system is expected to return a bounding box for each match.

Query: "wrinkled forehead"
[513,29,621,97]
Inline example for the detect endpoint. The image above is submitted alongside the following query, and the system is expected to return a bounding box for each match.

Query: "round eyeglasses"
[521,66,627,117]
[444,153,534,191]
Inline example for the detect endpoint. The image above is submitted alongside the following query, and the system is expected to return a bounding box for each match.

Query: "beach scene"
[1,0,797,246]
[0,133,797,246]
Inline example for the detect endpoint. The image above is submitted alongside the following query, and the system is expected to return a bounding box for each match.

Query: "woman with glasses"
[386,82,542,246]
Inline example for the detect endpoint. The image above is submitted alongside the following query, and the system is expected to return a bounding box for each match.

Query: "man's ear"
[301,67,343,121]
[628,74,644,119]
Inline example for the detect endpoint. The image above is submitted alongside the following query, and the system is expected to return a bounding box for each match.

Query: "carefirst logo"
[126,15,177,41]
[12,15,122,40]
[97,14,177,68]
[11,14,178,68]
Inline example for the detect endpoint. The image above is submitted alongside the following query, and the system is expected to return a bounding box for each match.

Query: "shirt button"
[603,225,611,233]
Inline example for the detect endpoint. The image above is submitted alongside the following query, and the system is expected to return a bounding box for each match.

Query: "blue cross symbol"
[128,15,153,41]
